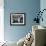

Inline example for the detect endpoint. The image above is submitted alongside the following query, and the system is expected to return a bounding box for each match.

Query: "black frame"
[10,13,26,26]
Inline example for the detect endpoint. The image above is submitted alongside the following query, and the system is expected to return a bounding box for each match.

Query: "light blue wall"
[40,0,46,44]
[4,0,40,42]
[40,0,46,27]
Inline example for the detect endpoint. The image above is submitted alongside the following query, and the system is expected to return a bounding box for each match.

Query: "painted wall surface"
[40,0,46,44]
[40,0,46,27]
[4,0,40,42]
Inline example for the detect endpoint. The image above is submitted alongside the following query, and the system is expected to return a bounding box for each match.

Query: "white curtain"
[0,0,4,42]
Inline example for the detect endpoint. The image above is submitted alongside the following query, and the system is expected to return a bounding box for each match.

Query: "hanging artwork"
[10,13,26,26]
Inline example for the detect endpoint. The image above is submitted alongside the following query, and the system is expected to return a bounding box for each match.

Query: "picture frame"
[10,13,26,26]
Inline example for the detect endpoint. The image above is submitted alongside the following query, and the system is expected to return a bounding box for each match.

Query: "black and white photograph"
[10,13,26,26]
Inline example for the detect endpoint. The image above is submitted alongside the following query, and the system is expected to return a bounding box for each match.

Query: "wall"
[4,0,40,42]
[40,0,46,45]
[40,0,46,27]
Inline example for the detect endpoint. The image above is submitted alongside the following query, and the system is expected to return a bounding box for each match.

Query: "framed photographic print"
[10,13,26,26]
